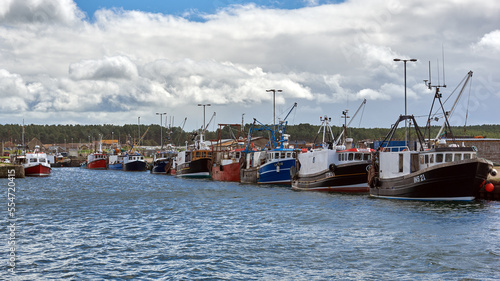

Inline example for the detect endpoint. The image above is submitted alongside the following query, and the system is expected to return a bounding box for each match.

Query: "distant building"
[27,137,43,151]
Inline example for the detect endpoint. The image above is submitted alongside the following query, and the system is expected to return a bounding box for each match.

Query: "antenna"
[437,59,440,86]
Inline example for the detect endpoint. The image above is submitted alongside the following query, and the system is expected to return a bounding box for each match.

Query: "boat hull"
[24,164,51,177]
[176,158,210,178]
[292,162,370,193]
[258,158,295,185]
[211,162,240,182]
[108,163,123,170]
[151,160,173,174]
[87,159,107,170]
[369,159,492,201]
[123,161,147,172]
[240,167,258,184]
[51,159,71,167]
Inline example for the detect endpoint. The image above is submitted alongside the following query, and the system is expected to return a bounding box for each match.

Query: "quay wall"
[0,165,25,178]
[463,139,500,164]
[458,139,500,164]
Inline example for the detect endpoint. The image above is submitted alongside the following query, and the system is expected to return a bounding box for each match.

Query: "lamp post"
[393,58,417,145]
[156,112,167,149]
[266,89,282,128]
[198,104,211,131]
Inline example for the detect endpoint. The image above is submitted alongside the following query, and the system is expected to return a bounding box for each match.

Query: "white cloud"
[69,56,139,80]
[473,30,500,53]
[0,0,500,129]
[0,0,83,25]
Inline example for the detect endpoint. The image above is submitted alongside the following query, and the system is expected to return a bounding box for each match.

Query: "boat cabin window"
[348,153,353,161]
[281,153,286,159]
[363,154,371,161]
[436,153,443,163]
[454,153,462,161]
[419,154,431,164]
[275,152,279,159]
[464,153,471,160]
[39,158,46,162]
[30,158,37,163]
[445,154,453,162]
[355,153,362,161]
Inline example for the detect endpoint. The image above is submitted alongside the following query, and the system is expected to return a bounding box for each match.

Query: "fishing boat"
[50,154,72,167]
[108,154,124,170]
[21,147,51,177]
[368,71,496,201]
[86,152,107,169]
[122,152,147,171]
[257,135,299,185]
[210,124,246,182]
[240,121,274,184]
[211,148,245,181]
[86,136,107,170]
[256,103,299,185]
[175,133,212,178]
[240,150,267,184]
[151,150,177,174]
[292,103,373,193]
[175,110,215,178]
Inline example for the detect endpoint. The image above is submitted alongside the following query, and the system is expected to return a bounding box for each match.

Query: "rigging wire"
[430,72,469,120]
[358,102,366,128]
[464,77,473,133]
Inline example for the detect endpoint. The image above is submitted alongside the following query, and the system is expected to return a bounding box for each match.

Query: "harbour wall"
[460,139,500,164]
[0,165,25,178]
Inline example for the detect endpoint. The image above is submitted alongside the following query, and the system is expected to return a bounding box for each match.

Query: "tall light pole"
[266,89,282,128]
[394,58,417,145]
[156,112,167,149]
[198,104,211,131]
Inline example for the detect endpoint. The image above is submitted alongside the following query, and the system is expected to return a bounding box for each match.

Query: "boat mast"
[432,71,473,142]
[22,119,25,152]
[334,99,367,146]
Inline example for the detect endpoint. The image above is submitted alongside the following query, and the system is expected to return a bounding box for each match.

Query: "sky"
[0,0,499,133]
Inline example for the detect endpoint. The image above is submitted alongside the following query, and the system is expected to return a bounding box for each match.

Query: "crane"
[134,126,150,147]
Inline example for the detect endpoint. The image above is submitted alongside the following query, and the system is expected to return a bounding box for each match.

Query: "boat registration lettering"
[414,174,426,183]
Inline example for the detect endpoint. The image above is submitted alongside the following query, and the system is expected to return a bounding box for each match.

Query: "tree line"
[1,123,499,147]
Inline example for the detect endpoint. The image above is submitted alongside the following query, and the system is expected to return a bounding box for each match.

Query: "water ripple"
[1,167,499,280]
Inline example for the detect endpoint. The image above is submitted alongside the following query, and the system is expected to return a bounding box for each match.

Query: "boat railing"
[381,146,409,152]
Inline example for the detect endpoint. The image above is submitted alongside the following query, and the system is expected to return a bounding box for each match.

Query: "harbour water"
[3,168,500,280]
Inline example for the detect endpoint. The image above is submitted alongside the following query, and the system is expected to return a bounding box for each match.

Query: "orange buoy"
[485,183,495,192]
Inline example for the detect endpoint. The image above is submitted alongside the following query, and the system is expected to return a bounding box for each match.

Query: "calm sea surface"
[2,167,500,280]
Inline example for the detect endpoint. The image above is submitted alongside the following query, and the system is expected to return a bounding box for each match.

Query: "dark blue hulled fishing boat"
[255,103,298,185]
[151,150,177,174]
